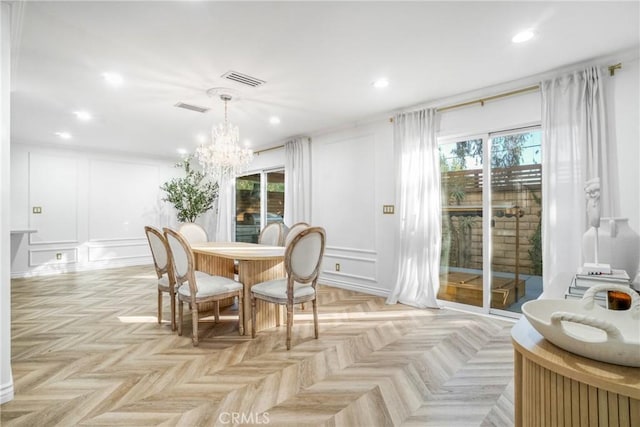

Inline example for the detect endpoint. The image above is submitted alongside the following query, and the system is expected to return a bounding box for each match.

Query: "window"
[439,128,542,315]
[235,169,285,243]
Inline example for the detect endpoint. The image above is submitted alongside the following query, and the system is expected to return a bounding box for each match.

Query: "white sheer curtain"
[214,177,235,242]
[284,137,311,225]
[386,109,442,308]
[541,66,616,297]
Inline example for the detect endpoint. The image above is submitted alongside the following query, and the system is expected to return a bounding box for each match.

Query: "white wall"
[248,147,285,172]
[607,58,640,235]
[1,1,14,404]
[10,144,184,277]
[438,90,541,137]
[311,120,396,296]
[607,57,640,283]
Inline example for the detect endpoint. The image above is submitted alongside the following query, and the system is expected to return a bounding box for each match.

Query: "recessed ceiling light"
[55,131,72,139]
[102,72,123,86]
[73,111,92,121]
[196,133,207,144]
[512,30,534,43]
[243,139,252,147]
[372,78,389,89]
[269,116,281,125]
[177,148,188,155]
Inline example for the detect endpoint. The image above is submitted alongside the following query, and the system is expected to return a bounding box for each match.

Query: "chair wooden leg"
[275,303,281,327]
[178,300,184,336]
[312,299,319,339]
[301,303,305,310]
[237,294,244,336]
[157,290,163,324]
[191,306,199,346]
[286,302,294,350]
[170,291,176,331]
[214,301,220,323]
[251,295,257,339]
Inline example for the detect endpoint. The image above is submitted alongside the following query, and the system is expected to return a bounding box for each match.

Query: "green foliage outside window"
[441,133,538,171]
[236,178,284,193]
[528,190,543,276]
[161,156,219,223]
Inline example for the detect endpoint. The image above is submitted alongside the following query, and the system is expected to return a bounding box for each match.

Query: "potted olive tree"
[161,156,218,223]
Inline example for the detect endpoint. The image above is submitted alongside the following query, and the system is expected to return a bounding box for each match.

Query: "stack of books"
[565,268,631,307]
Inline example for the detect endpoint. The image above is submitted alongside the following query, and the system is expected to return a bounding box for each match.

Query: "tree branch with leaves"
[161,156,219,223]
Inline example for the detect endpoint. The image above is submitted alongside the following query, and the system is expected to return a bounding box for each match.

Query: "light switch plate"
[383,205,395,214]
[32,206,42,214]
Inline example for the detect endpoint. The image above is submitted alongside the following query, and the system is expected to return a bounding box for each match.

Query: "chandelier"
[196,93,253,181]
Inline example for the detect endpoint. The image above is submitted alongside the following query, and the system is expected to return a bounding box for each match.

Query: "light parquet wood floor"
[2,265,515,426]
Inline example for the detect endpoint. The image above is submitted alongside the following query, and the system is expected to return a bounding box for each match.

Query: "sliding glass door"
[265,171,285,226]
[234,169,285,243]
[439,128,542,314]
[236,173,261,243]
[439,137,485,308]
[490,130,542,313]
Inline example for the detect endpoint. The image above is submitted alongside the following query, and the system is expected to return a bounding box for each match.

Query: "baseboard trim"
[321,278,390,298]
[10,257,152,279]
[1,377,14,404]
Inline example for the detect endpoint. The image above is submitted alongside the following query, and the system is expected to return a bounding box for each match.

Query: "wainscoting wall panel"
[28,152,79,245]
[315,134,377,251]
[28,248,78,267]
[312,121,395,296]
[88,159,160,241]
[10,145,176,277]
[323,246,377,279]
[87,241,150,262]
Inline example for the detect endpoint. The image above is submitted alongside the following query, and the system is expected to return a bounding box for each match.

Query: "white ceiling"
[9,1,640,159]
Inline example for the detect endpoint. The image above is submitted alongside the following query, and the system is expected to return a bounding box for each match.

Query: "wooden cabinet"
[512,317,640,426]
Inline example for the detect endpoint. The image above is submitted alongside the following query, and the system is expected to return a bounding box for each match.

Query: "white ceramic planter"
[522,284,640,367]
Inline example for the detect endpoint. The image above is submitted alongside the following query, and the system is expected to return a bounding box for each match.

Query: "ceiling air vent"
[221,70,266,88]
[174,102,210,113]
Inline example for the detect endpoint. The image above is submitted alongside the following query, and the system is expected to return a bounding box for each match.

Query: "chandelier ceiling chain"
[196,93,253,182]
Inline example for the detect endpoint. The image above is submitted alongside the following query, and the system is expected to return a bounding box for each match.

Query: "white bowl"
[521,284,640,367]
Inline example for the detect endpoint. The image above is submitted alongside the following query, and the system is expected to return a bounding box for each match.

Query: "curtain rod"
[438,84,540,113]
[389,61,623,121]
[255,144,284,155]
[608,62,622,76]
[389,85,540,122]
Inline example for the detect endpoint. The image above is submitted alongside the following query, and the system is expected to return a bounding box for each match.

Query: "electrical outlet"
[383,205,395,214]
[56,253,62,260]
[335,263,341,272]
[32,206,42,214]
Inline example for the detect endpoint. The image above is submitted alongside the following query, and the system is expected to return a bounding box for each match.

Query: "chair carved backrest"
[259,223,284,246]
[285,227,326,293]
[145,226,172,280]
[178,223,208,245]
[163,228,198,301]
[284,222,310,247]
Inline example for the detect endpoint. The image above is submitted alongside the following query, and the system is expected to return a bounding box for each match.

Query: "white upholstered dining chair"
[145,226,177,331]
[250,226,326,350]
[164,227,244,346]
[283,222,309,247]
[178,222,208,245]
[259,222,284,246]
